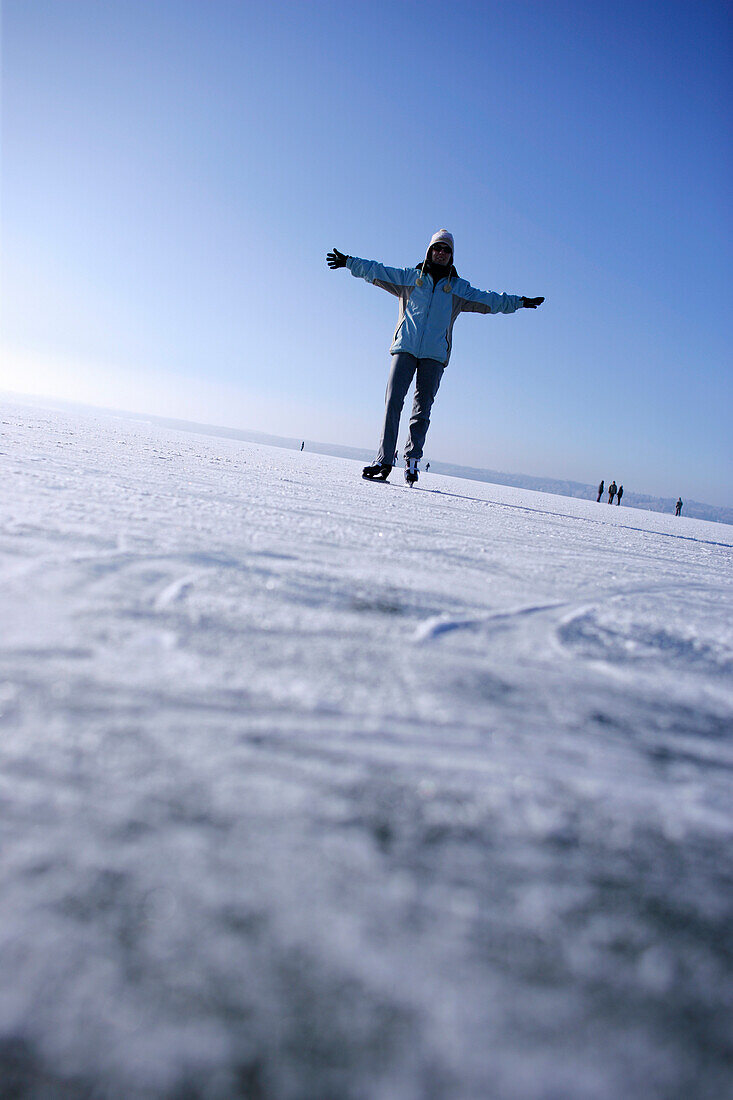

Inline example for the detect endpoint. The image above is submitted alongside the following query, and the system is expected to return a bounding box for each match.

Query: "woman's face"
[430,243,452,265]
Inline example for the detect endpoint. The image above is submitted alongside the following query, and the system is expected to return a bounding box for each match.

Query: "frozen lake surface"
[1,401,732,1099]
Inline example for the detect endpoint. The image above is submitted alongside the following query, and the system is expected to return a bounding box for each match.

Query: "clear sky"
[2,0,731,504]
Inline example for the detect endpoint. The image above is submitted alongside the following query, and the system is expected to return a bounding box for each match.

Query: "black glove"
[327,247,348,269]
[521,296,545,309]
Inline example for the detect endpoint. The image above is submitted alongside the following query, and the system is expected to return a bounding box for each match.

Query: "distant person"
[426,462,430,472]
[616,484,623,505]
[596,479,604,502]
[327,231,544,485]
[676,497,683,516]
[608,480,617,504]
[300,441,304,451]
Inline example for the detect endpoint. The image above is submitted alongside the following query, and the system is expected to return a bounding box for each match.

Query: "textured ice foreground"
[1,401,732,1100]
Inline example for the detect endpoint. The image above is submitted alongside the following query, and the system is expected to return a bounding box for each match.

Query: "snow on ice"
[1,400,732,1099]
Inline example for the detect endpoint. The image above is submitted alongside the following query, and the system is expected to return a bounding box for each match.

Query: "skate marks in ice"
[424,487,732,549]
[2,402,733,1100]
[555,586,733,775]
[1,539,465,746]
[412,600,565,642]
[409,580,733,791]
[412,580,732,681]
[549,577,733,687]
[557,600,733,678]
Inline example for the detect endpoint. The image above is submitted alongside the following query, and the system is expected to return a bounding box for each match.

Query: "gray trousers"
[376,353,445,465]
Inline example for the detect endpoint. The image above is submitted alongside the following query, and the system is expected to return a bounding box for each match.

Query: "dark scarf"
[420,258,457,283]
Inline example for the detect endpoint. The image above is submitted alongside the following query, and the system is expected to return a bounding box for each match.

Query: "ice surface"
[1,400,732,1099]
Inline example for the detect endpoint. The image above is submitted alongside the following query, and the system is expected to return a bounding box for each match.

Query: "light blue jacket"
[346,255,523,366]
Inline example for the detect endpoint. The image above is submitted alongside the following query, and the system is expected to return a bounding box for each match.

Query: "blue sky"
[2,0,731,504]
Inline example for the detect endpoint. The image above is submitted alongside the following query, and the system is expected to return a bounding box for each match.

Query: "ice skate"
[405,458,419,486]
[362,463,392,482]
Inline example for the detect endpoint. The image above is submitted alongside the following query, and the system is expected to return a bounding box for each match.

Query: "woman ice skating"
[327,230,544,485]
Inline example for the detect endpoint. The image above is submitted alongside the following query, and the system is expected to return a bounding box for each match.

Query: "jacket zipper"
[416,272,439,358]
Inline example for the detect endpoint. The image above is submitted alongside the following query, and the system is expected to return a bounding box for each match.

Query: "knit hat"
[428,229,454,256]
[417,229,455,289]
